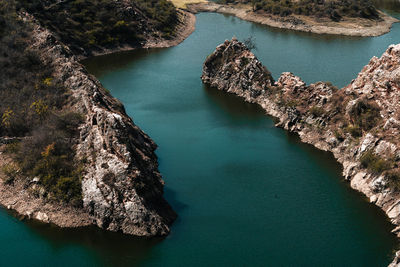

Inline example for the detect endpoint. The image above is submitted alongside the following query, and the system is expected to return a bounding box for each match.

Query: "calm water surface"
[2,7,400,267]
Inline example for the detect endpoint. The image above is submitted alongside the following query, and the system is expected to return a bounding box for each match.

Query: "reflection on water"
[203,84,266,118]
[83,48,165,78]
[10,209,162,267]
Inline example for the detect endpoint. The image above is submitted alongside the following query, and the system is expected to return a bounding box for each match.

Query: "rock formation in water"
[202,38,400,264]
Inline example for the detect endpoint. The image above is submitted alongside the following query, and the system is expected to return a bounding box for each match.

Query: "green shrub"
[0,2,85,206]
[1,163,19,185]
[25,135,83,206]
[360,150,392,174]
[345,124,362,138]
[386,170,400,191]
[310,106,325,117]
[219,0,380,21]
[286,100,298,108]
[16,0,178,55]
[240,57,250,66]
[4,142,21,154]
[349,99,381,131]
[334,129,344,141]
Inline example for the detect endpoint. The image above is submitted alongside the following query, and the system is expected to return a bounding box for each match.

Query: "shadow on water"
[204,85,399,255]
[203,84,266,119]
[1,207,163,266]
[82,48,166,78]
[164,186,188,214]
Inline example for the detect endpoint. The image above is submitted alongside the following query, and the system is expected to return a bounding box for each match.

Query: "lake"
[1,5,400,267]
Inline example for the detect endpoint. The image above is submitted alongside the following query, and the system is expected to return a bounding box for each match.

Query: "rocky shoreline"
[201,38,400,265]
[188,2,398,37]
[0,8,196,236]
[0,148,94,227]
[2,0,399,259]
[82,10,196,60]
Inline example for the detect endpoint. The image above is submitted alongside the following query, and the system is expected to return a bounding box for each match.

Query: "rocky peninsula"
[0,0,196,236]
[188,2,398,37]
[202,38,400,264]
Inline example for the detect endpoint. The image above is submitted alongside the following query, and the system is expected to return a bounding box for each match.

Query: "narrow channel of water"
[1,7,400,267]
[83,11,400,266]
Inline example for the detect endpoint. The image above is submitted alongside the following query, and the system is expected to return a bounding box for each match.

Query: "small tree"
[1,108,13,128]
[243,36,257,51]
[251,0,257,11]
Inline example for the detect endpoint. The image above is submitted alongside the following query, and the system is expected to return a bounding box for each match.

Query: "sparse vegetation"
[1,163,19,185]
[360,150,392,174]
[0,1,84,206]
[386,169,400,191]
[286,100,298,108]
[349,98,381,131]
[345,124,362,137]
[16,0,178,55]
[334,129,344,141]
[219,0,380,21]
[240,57,250,66]
[169,0,207,9]
[310,105,325,117]
[0,0,181,207]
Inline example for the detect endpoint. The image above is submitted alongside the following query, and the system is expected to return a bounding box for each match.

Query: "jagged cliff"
[12,13,176,236]
[0,0,195,236]
[202,38,400,264]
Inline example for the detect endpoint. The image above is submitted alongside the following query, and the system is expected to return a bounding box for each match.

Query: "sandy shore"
[188,2,399,37]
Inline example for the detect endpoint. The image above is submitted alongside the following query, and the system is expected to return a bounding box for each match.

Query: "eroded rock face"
[202,38,274,101]
[202,38,400,263]
[26,14,176,236]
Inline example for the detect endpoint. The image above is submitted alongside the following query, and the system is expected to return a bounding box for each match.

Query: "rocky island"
[202,37,400,264]
[0,0,195,236]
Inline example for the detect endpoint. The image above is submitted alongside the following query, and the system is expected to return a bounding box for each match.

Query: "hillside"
[16,0,178,56]
[219,0,380,21]
[0,0,190,235]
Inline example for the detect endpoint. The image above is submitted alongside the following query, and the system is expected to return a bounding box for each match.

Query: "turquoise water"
[2,8,400,267]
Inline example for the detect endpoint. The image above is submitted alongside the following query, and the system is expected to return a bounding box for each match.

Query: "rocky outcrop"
[1,12,179,236]
[202,38,400,263]
[1,0,198,237]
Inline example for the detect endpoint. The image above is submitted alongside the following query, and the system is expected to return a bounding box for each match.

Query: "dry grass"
[169,0,207,9]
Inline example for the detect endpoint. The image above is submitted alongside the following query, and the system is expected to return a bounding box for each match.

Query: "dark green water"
[2,8,400,267]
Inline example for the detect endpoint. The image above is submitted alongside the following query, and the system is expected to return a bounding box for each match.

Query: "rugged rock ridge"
[17,13,177,236]
[202,38,400,264]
